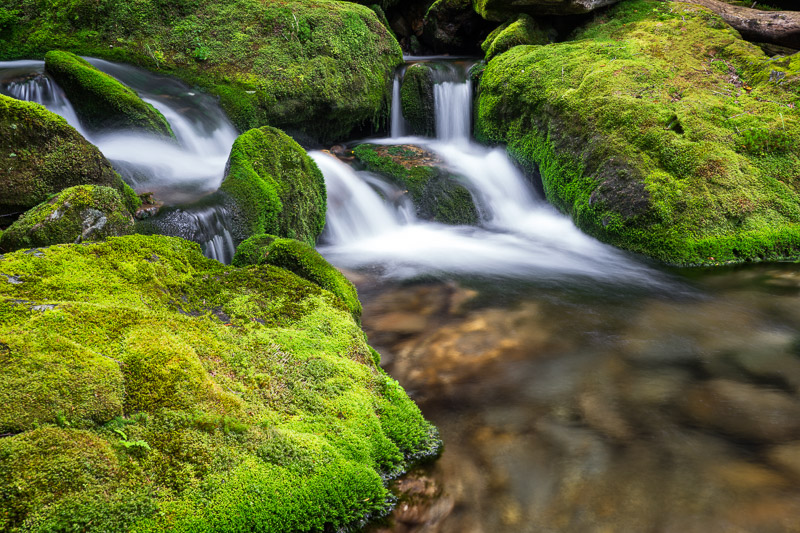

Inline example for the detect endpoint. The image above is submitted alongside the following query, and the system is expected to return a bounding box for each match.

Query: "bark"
[674,0,800,49]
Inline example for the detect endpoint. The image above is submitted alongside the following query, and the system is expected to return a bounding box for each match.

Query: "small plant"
[113,428,152,457]
[192,43,210,61]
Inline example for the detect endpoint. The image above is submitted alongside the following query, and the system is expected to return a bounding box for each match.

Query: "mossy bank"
[476,0,800,265]
[0,235,439,532]
[0,0,402,142]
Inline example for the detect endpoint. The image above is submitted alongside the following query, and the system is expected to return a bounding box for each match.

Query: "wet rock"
[682,379,800,442]
[766,442,800,481]
[400,64,435,137]
[728,330,800,393]
[578,389,634,441]
[421,0,492,54]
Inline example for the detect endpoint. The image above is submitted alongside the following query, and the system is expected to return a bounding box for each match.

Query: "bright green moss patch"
[354,143,479,225]
[0,185,135,252]
[475,0,800,265]
[401,63,436,137]
[0,235,439,531]
[1,0,402,143]
[220,126,326,245]
[44,51,174,138]
[233,235,362,319]
[481,14,550,61]
[0,93,133,217]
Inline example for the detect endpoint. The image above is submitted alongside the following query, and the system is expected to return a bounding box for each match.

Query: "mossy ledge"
[0,0,402,143]
[220,126,326,245]
[232,235,362,320]
[0,93,137,217]
[475,0,800,266]
[354,143,479,225]
[0,235,440,532]
[44,51,174,138]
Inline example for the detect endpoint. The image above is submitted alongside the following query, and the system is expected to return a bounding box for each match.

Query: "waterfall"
[433,79,472,143]
[1,72,86,136]
[390,72,408,139]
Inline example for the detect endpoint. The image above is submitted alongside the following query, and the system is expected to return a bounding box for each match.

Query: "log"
[674,0,800,49]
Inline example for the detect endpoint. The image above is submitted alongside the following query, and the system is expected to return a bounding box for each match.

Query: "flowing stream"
[4,56,800,532]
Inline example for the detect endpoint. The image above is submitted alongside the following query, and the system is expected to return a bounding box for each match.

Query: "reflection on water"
[359,264,800,533]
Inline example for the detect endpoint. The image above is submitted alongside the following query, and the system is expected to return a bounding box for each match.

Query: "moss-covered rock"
[44,51,174,138]
[476,0,800,265]
[354,143,479,225]
[473,0,621,20]
[0,185,135,252]
[220,126,326,246]
[481,14,552,61]
[0,93,136,217]
[0,234,440,531]
[401,63,436,137]
[1,0,402,143]
[233,235,362,319]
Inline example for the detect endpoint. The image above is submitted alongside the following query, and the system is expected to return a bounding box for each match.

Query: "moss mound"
[0,185,135,252]
[0,94,136,217]
[233,235,362,319]
[220,126,326,245]
[401,63,436,137]
[354,143,479,225]
[476,0,800,265]
[44,51,174,138]
[1,0,402,143]
[0,235,440,532]
[481,14,551,61]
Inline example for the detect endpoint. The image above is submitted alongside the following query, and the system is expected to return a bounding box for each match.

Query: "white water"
[0,59,238,262]
[390,73,409,139]
[433,80,472,143]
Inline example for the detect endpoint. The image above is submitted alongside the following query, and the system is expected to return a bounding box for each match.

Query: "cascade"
[390,72,409,139]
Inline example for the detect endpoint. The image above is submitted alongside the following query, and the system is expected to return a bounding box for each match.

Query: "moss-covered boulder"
[0,94,135,217]
[233,235,362,319]
[481,14,552,61]
[401,63,436,137]
[2,0,402,143]
[0,185,135,252]
[0,234,439,532]
[473,0,621,20]
[44,51,174,138]
[354,143,479,225]
[476,0,800,265]
[220,126,326,246]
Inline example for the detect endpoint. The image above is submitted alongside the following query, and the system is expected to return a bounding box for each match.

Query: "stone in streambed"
[401,63,436,137]
[44,51,174,138]
[354,143,479,225]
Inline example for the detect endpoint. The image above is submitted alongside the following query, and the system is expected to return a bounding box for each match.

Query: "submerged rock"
[232,234,362,319]
[45,51,174,138]
[0,185,135,252]
[220,126,326,245]
[0,94,137,217]
[476,0,800,265]
[2,1,402,143]
[354,143,479,225]
[0,235,439,531]
[401,63,436,137]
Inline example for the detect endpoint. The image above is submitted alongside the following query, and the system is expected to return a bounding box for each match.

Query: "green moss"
[0,93,134,216]
[220,126,326,245]
[475,0,800,265]
[0,234,439,531]
[354,143,479,225]
[0,185,135,252]
[401,63,436,137]
[45,50,174,137]
[1,0,402,143]
[233,235,362,319]
[481,14,550,61]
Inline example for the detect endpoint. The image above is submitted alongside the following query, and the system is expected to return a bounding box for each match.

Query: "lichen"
[44,50,175,138]
[219,126,327,246]
[475,0,800,265]
[0,234,440,531]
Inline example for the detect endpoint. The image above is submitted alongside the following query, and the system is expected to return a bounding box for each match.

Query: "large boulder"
[422,0,492,54]
[0,94,138,217]
[0,185,135,252]
[476,0,800,265]
[473,0,621,20]
[232,234,362,319]
[1,0,402,143]
[481,14,553,61]
[401,63,436,137]
[220,126,326,245]
[0,235,440,531]
[354,143,479,225]
[44,51,174,138]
